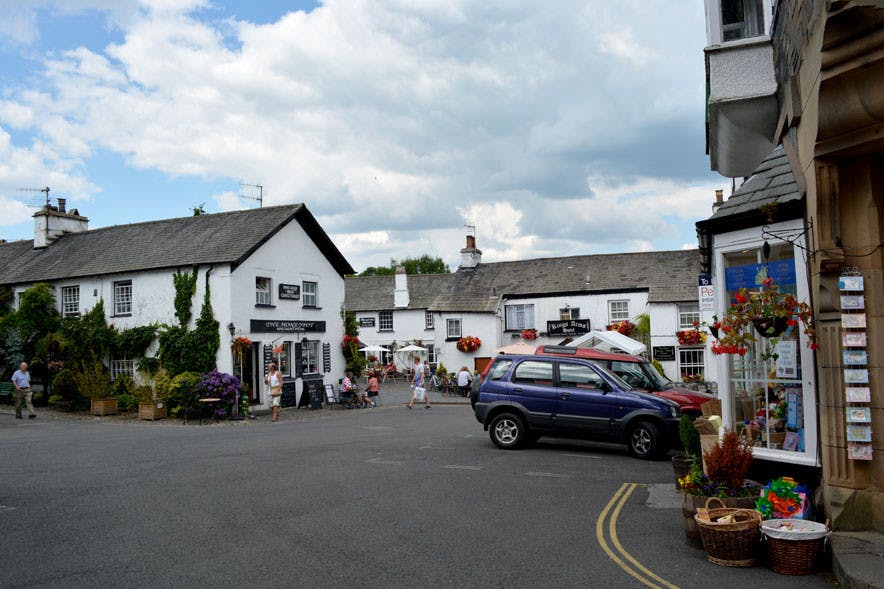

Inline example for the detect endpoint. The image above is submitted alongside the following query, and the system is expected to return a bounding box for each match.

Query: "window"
[426,343,436,364]
[560,307,580,320]
[512,360,553,385]
[610,360,651,390]
[379,310,393,331]
[302,281,317,307]
[559,363,604,390]
[608,300,629,323]
[679,303,701,329]
[61,286,80,318]
[110,358,136,380]
[505,304,534,330]
[277,342,291,376]
[301,340,319,374]
[425,311,434,329]
[679,348,705,379]
[720,0,764,42]
[446,318,462,339]
[487,359,513,381]
[114,281,132,315]
[256,277,272,306]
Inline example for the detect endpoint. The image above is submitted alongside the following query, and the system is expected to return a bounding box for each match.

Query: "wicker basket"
[761,520,829,575]
[694,497,762,567]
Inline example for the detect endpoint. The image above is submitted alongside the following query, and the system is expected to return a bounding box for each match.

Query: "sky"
[0,0,725,272]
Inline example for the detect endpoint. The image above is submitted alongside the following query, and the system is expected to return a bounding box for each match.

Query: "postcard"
[842,332,867,347]
[846,426,872,442]
[838,276,864,291]
[782,432,800,451]
[848,443,873,461]
[840,295,865,310]
[844,369,869,383]
[843,350,868,365]
[841,314,867,328]
[846,387,871,402]
[846,407,871,423]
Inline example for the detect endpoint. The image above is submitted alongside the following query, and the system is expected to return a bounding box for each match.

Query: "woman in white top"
[264,362,282,422]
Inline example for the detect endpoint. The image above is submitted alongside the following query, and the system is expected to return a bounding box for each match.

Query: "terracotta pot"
[752,317,789,338]
[682,494,758,548]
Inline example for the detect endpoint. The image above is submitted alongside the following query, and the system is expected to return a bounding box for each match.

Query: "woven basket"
[694,497,762,567]
[762,520,829,575]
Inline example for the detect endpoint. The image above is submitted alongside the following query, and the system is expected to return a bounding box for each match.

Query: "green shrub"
[52,369,79,401]
[651,359,667,378]
[679,413,702,457]
[156,371,201,418]
[74,360,112,400]
[48,394,64,404]
[110,375,140,412]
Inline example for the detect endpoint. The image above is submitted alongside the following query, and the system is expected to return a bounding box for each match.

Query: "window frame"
[110,358,136,381]
[678,303,701,329]
[426,343,436,364]
[113,280,132,316]
[256,277,273,307]
[446,318,462,339]
[61,285,80,318]
[302,281,317,308]
[608,300,629,323]
[378,310,394,331]
[504,303,535,331]
[560,307,580,320]
[301,339,320,375]
[678,347,705,379]
[425,310,434,330]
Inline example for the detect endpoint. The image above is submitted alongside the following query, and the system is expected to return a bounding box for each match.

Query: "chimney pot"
[466,235,476,249]
[57,198,66,213]
[714,189,724,204]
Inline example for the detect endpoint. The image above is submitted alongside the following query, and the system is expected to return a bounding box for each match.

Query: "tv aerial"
[238,183,263,207]
[17,186,51,208]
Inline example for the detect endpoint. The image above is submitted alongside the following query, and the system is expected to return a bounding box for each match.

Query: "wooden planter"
[139,402,166,421]
[90,398,118,416]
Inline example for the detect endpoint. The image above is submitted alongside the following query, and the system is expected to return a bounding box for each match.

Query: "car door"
[555,361,616,436]
[508,359,557,429]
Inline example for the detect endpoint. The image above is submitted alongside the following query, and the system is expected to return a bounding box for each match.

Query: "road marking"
[365,458,403,465]
[596,483,680,589]
[420,446,457,450]
[525,471,573,478]
[0,505,16,513]
[561,453,601,459]
[443,465,482,471]
[362,426,395,431]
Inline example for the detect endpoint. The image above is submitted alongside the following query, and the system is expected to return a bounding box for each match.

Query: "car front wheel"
[627,420,662,459]
[489,412,525,450]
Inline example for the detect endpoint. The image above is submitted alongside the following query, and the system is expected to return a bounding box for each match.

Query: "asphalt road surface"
[1,405,834,588]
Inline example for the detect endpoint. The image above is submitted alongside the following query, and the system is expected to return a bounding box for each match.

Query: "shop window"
[256,277,272,306]
[302,281,317,307]
[425,310,434,329]
[608,300,629,323]
[61,285,80,318]
[277,342,291,376]
[446,318,462,339]
[379,310,393,331]
[678,303,701,329]
[301,340,319,375]
[505,304,534,330]
[114,281,132,315]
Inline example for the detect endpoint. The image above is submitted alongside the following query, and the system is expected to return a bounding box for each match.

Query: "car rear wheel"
[628,420,662,459]
[489,412,525,450]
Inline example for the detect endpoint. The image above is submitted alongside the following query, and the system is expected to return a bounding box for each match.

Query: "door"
[508,359,557,429]
[555,362,617,437]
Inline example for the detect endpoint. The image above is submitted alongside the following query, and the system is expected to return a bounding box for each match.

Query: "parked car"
[534,345,714,417]
[472,354,680,459]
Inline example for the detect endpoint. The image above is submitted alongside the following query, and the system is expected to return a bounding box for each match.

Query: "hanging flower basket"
[231,336,252,353]
[520,328,538,340]
[677,329,707,346]
[456,336,482,353]
[751,317,789,339]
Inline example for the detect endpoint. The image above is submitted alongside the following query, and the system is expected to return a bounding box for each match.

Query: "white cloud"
[0,0,717,270]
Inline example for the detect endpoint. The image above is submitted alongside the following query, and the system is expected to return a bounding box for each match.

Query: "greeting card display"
[842,332,867,347]
[844,369,870,383]
[843,350,868,365]
[841,314,867,328]
[840,295,865,309]
[838,276,864,291]
[846,387,871,403]
[846,407,872,423]
[847,426,872,442]
[848,443,873,461]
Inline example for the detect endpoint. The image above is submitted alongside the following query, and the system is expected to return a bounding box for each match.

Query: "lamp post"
[228,322,244,420]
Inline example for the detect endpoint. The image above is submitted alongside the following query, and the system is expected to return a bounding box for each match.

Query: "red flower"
[762,277,773,286]
[734,292,747,304]
[786,318,797,326]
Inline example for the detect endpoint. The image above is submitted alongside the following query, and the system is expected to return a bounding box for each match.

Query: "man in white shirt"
[11,362,35,419]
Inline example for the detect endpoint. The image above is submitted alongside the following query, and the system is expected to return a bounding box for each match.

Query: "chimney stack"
[459,234,482,269]
[394,265,409,308]
[57,198,66,213]
[33,205,89,249]
[712,189,725,211]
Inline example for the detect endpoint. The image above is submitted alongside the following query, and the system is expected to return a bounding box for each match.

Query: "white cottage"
[345,236,716,385]
[0,202,354,409]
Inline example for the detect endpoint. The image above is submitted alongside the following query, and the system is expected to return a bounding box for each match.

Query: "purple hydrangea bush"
[196,369,244,419]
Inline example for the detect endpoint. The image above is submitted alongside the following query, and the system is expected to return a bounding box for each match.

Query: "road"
[0,404,833,588]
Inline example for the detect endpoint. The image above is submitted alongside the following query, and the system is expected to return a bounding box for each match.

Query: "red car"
[534,345,713,417]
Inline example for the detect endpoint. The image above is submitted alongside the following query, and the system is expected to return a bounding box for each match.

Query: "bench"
[0,382,13,405]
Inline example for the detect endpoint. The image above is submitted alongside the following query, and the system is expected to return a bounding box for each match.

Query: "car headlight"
[670,405,679,418]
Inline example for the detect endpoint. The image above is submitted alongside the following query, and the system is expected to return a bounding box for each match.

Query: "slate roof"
[0,204,354,285]
[698,146,804,233]
[344,249,700,313]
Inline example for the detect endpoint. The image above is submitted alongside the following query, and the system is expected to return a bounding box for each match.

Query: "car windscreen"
[591,363,635,391]
[609,360,651,389]
[640,361,672,389]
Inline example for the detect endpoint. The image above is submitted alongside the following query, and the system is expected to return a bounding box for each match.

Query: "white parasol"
[358,344,390,364]
[395,344,427,372]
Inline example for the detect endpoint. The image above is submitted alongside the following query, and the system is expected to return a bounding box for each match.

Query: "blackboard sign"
[547,319,590,336]
[280,380,297,408]
[304,378,324,409]
[653,346,676,362]
[322,342,331,374]
[359,317,375,328]
[263,345,273,373]
[279,283,300,300]
[251,319,326,333]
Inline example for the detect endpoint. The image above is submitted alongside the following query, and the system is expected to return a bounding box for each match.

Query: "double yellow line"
[595,483,680,589]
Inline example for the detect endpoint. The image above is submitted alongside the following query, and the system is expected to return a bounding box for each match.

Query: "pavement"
[831,531,884,589]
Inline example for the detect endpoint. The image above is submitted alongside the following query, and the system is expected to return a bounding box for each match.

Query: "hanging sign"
[358,317,376,328]
[250,319,326,333]
[279,284,300,300]
[698,274,714,312]
[546,319,590,336]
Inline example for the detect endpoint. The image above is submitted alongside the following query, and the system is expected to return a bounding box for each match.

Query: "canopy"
[358,345,390,353]
[492,342,537,355]
[397,344,427,352]
[567,330,646,356]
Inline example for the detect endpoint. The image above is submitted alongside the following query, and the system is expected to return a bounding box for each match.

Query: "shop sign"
[358,317,376,328]
[725,259,796,291]
[652,346,676,362]
[698,274,714,312]
[279,283,300,300]
[546,319,590,336]
[250,319,326,333]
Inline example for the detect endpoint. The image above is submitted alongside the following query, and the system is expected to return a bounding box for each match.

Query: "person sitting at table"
[359,371,378,408]
[381,361,396,383]
[341,372,359,408]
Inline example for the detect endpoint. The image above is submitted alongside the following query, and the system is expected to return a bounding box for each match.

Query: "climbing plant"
[172,268,198,327]
[159,269,219,376]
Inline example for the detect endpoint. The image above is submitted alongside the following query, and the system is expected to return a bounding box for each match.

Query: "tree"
[192,203,206,216]
[359,254,450,276]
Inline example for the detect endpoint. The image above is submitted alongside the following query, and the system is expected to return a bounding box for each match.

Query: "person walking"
[264,362,283,422]
[456,366,473,397]
[407,358,430,409]
[11,362,35,420]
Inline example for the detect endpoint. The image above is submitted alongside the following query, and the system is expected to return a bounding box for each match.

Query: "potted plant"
[75,359,116,415]
[672,414,701,488]
[678,429,758,548]
[606,320,635,336]
[676,326,707,346]
[456,336,482,353]
[712,278,817,356]
[520,328,538,340]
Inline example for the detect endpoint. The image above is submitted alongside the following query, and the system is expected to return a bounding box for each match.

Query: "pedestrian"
[11,362,35,420]
[342,371,358,408]
[264,362,282,422]
[363,371,379,407]
[456,366,473,397]
[407,357,430,409]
